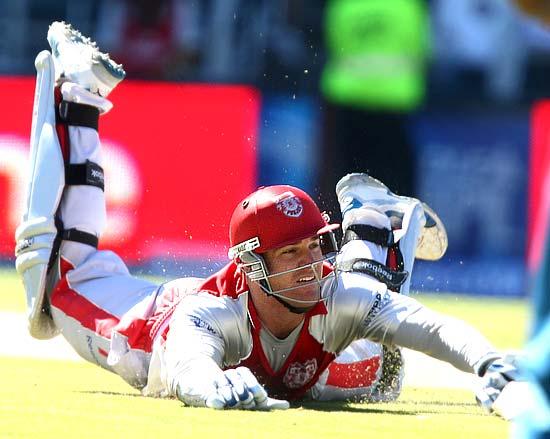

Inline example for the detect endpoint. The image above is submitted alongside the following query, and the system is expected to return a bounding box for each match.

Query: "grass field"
[0,268,529,438]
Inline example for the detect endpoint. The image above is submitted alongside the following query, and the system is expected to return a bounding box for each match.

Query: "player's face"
[263,236,324,307]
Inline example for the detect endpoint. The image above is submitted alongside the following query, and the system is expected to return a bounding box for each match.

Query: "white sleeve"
[330,234,498,374]
[161,292,251,396]
[323,273,498,374]
[390,303,500,374]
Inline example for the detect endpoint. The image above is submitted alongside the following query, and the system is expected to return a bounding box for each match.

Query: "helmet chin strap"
[258,279,317,314]
[272,292,316,314]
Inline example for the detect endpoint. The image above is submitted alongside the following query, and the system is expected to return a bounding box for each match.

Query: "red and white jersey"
[50,243,497,401]
[50,248,394,399]
[49,227,498,403]
[141,258,494,400]
[37,91,499,405]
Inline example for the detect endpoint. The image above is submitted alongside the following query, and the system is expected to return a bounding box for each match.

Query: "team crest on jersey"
[283,359,318,389]
[276,192,303,218]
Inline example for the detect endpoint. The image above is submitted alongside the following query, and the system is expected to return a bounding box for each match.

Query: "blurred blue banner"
[410,110,530,296]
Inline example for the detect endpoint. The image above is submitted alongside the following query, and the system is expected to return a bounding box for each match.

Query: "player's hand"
[475,354,526,419]
[176,366,289,410]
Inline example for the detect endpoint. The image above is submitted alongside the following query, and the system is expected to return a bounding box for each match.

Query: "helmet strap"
[260,281,314,314]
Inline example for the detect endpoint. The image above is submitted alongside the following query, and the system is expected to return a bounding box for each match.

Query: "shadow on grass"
[292,400,419,415]
[75,395,419,415]
[73,392,483,417]
[76,390,144,398]
[408,399,478,408]
[294,399,482,417]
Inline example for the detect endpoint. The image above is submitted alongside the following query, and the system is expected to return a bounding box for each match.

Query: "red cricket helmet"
[228,185,339,259]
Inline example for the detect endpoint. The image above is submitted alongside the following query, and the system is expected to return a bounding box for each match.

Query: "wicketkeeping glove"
[475,354,528,419]
[176,366,289,410]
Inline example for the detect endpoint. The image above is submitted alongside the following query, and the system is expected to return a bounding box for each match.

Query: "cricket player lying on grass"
[16,21,524,413]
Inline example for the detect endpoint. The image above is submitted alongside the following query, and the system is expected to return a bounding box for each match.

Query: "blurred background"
[2,0,550,299]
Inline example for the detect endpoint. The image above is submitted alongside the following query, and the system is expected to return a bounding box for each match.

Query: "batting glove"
[177,366,289,410]
[475,354,525,417]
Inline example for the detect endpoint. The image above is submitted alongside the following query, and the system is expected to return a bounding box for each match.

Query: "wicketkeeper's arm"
[162,294,288,410]
[364,293,531,418]
[390,299,500,374]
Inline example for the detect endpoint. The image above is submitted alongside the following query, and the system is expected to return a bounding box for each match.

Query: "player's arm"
[330,209,523,415]
[367,291,499,372]
[372,291,529,418]
[328,271,498,372]
[332,174,524,416]
[161,293,288,410]
[335,280,525,417]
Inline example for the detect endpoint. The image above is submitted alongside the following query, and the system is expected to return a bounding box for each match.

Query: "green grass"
[0,268,528,437]
[0,357,509,439]
[413,293,529,349]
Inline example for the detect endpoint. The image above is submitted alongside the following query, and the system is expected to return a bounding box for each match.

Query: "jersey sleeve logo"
[283,359,318,389]
[189,315,217,335]
[363,291,391,328]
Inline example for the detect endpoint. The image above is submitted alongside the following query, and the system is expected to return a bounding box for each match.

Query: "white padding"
[342,207,391,232]
[59,123,105,236]
[394,201,425,295]
[61,81,113,114]
[15,216,57,245]
[17,50,63,339]
[337,207,391,267]
[15,218,57,274]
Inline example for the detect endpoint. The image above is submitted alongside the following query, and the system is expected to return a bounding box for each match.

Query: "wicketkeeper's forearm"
[391,305,500,374]
[162,312,226,396]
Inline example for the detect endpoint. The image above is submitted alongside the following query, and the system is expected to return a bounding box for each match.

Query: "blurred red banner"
[0,77,259,263]
[528,100,550,271]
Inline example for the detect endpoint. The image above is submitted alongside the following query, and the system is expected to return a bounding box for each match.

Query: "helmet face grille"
[239,250,339,309]
[238,250,268,281]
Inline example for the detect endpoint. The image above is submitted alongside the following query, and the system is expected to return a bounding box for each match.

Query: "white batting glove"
[475,354,525,418]
[231,367,290,410]
[176,366,289,410]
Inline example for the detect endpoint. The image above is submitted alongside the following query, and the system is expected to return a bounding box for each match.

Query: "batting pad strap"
[56,100,99,130]
[342,224,394,247]
[65,160,105,191]
[62,228,99,248]
[338,258,408,290]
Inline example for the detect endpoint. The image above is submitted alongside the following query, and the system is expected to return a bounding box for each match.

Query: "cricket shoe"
[47,21,125,97]
[336,173,448,261]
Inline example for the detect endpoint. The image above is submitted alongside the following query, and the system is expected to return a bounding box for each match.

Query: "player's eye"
[309,240,321,251]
